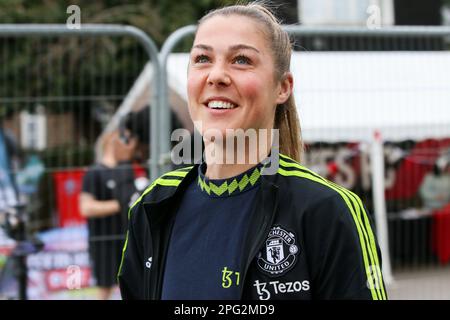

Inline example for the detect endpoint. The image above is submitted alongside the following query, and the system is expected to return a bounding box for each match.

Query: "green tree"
[0,0,238,116]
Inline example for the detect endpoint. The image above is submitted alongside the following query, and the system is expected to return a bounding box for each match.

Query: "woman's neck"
[203,137,271,180]
[205,162,257,180]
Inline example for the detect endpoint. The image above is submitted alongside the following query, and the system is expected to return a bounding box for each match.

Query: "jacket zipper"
[239,183,278,298]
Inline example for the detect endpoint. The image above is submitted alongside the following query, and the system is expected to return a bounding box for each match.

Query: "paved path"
[387,265,450,300]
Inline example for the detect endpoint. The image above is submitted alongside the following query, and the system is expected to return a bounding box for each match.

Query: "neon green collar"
[197,162,263,197]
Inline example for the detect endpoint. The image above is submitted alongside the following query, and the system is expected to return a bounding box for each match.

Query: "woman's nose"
[207,63,231,87]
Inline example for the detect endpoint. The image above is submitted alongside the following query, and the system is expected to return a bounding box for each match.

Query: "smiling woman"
[187,13,293,179]
[188,9,300,180]
[118,1,387,301]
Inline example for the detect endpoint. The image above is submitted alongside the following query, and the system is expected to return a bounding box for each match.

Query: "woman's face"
[187,15,292,138]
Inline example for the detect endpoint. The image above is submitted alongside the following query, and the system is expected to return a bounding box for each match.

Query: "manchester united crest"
[257,226,299,276]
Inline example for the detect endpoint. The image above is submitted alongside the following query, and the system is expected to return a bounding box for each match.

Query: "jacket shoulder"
[277,153,359,205]
[277,155,386,299]
[277,153,371,237]
[130,165,194,209]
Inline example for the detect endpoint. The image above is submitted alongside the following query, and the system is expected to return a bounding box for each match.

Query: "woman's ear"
[276,72,293,105]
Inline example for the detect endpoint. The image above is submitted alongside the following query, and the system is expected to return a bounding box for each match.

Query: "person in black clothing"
[80,130,137,300]
[118,2,387,300]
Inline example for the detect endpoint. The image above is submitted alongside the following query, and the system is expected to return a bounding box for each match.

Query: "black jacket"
[118,154,387,300]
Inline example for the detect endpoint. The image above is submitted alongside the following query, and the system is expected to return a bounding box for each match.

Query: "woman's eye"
[194,55,210,63]
[233,55,251,65]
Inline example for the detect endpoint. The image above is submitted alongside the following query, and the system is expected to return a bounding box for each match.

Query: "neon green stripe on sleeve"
[277,166,379,300]
[278,154,385,299]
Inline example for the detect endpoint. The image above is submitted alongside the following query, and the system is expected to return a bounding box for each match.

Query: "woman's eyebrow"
[229,44,260,53]
[192,44,260,53]
[192,44,212,51]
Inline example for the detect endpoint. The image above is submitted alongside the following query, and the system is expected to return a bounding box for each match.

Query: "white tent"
[116,50,450,284]
[165,51,450,143]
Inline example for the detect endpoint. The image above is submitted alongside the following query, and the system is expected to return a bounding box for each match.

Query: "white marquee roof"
[166,51,450,142]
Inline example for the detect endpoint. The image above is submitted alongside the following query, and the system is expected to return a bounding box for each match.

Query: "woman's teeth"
[207,101,237,109]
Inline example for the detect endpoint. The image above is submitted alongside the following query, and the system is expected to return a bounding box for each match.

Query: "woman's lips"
[203,99,239,114]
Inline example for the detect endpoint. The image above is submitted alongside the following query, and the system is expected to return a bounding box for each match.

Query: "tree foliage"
[0,0,237,115]
[0,0,238,46]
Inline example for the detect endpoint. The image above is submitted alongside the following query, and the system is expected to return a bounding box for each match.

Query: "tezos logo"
[257,226,299,276]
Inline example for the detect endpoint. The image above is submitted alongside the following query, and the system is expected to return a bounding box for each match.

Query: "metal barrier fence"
[0,24,158,299]
[1,23,450,299]
[159,25,450,299]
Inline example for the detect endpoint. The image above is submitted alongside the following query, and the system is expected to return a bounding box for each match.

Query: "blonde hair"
[198,1,303,162]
